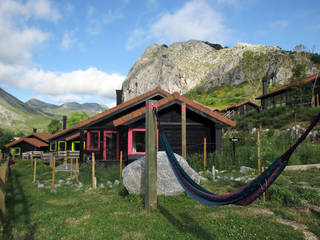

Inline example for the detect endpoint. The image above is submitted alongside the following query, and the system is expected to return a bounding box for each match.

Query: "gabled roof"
[113,92,236,127]
[49,87,171,140]
[27,132,52,143]
[256,73,320,100]
[220,100,260,112]
[65,133,80,141]
[5,136,49,148]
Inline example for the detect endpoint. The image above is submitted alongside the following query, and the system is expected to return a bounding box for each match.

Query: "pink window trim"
[103,131,119,160]
[128,128,159,155]
[87,130,100,151]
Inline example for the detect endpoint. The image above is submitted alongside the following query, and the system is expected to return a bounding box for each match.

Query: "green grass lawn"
[1,160,319,240]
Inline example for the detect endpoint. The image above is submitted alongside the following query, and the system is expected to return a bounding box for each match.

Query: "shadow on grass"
[159,205,214,240]
[3,167,36,240]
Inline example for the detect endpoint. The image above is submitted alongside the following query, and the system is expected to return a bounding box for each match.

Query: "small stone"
[100,183,105,188]
[240,166,255,174]
[114,180,120,185]
[107,180,112,186]
[37,183,44,188]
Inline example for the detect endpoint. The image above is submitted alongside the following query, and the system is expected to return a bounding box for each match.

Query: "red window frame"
[87,130,100,151]
[128,128,158,155]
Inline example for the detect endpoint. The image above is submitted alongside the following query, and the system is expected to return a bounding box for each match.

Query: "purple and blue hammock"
[157,110,320,206]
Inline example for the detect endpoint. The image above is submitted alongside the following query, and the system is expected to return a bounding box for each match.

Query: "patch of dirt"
[207,213,226,220]
[276,217,318,240]
[65,214,90,225]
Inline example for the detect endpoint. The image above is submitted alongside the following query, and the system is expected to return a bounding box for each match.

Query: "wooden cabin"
[220,100,260,118]
[256,73,320,110]
[49,87,235,165]
[4,131,52,157]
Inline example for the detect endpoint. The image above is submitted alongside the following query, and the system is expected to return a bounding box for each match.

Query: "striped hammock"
[158,111,320,206]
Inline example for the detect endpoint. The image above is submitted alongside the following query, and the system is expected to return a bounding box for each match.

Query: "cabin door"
[103,131,119,161]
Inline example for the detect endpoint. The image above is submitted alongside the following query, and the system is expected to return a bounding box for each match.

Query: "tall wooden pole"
[92,153,96,189]
[51,157,56,191]
[181,104,187,160]
[145,100,157,212]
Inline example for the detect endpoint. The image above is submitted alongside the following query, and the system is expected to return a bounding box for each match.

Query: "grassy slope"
[2,160,319,239]
[0,97,54,134]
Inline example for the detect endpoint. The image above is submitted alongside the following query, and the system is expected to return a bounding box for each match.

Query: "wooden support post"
[203,137,207,169]
[257,130,261,174]
[75,158,79,185]
[317,94,320,107]
[92,153,96,189]
[262,166,266,202]
[31,153,33,168]
[51,157,56,191]
[70,158,73,179]
[33,157,37,184]
[145,100,157,212]
[181,104,187,160]
[120,151,123,180]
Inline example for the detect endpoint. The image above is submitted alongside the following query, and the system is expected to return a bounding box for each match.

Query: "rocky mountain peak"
[122,40,320,102]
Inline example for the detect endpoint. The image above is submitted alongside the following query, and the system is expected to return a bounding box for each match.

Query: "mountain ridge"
[121,41,320,105]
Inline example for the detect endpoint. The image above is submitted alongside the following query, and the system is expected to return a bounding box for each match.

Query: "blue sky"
[0,0,319,107]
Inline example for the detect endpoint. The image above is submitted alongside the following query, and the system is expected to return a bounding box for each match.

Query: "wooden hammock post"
[120,151,123,180]
[145,100,157,212]
[33,157,37,184]
[51,157,56,191]
[92,153,96,189]
[181,104,187,160]
[204,137,207,169]
[75,158,79,185]
[30,153,33,168]
[257,130,261,174]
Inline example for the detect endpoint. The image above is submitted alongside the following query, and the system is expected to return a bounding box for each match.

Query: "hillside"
[0,88,54,134]
[26,99,108,117]
[121,41,320,108]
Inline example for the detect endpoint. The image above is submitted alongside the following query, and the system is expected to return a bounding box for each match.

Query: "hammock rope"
[152,107,320,206]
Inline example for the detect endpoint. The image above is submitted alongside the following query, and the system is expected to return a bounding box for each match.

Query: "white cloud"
[11,67,126,100]
[126,0,231,49]
[60,31,77,50]
[50,94,82,104]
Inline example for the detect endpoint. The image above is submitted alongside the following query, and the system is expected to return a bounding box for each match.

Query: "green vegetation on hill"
[185,82,251,109]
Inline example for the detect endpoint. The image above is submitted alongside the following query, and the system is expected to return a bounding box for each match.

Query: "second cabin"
[48,88,235,165]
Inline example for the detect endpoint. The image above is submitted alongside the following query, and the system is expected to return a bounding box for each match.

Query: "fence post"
[50,153,53,168]
[120,151,123,180]
[33,157,37,184]
[257,130,261,174]
[92,153,96,189]
[145,100,157,212]
[204,137,207,169]
[51,157,56,191]
[181,103,187,160]
[75,158,79,185]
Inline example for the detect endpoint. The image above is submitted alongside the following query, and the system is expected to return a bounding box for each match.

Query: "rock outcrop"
[122,151,201,195]
[122,40,320,101]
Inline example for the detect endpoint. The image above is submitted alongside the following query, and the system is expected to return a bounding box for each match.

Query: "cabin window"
[128,129,158,155]
[58,141,66,151]
[87,130,100,151]
[50,141,56,151]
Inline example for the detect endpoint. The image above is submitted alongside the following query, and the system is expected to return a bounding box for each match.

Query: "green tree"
[0,128,15,149]
[48,119,62,134]
[67,111,89,128]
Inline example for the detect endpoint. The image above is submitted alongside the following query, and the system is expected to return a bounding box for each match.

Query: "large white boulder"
[122,151,201,195]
